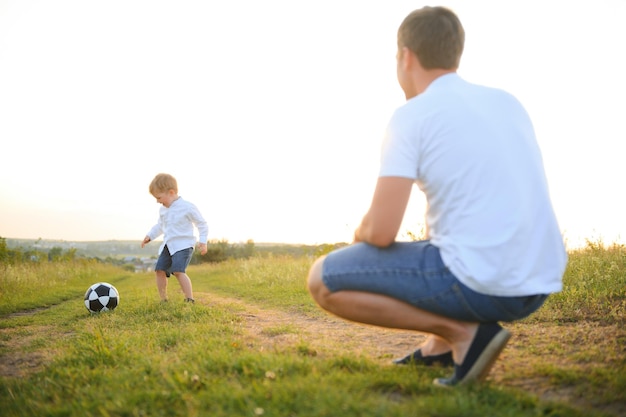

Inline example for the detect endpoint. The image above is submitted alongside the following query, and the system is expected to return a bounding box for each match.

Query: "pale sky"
[1,0,625,248]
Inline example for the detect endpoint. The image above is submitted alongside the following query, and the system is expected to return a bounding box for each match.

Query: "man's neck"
[414,69,456,96]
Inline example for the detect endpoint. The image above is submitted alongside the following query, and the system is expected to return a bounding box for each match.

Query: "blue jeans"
[155,245,194,277]
[322,241,547,322]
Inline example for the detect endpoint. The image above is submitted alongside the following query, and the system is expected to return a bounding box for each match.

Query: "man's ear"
[400,46,420,72]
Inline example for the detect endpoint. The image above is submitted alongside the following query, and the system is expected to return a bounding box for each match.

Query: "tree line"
[0,237,350,268]
[0,237,256,266]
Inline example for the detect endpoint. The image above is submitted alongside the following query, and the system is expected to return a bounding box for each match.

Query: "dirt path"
[198,292,625,417]
[198,292,425,361]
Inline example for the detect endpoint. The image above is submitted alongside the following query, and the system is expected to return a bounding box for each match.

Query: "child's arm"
[197,242,207,255]
[142,223,163,248]
[188,203,209,255]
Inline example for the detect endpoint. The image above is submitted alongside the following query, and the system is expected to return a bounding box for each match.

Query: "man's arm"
[354,176,414,247]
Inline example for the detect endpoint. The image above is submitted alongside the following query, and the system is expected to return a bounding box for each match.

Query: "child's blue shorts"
[155,245,194,277]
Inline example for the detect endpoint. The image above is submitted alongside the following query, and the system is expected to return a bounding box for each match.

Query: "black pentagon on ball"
[89,299,104,311]
[94,284,112,297]
[106,295,118,309]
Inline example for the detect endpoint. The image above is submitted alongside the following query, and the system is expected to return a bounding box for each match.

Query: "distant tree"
[62,248,77,262]
[193,239,231,263]
[0,237,8,264]
[48,247,63,262]
[241,239,255,259]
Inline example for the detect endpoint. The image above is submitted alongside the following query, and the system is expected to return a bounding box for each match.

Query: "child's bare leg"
[155,270,168,301]
[173,272,193,299]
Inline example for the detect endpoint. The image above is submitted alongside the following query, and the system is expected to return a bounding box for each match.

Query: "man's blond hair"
[398,6,464,70]
[149,173,178,195]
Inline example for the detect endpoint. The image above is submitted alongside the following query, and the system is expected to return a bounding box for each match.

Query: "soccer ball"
[84,282,119,313]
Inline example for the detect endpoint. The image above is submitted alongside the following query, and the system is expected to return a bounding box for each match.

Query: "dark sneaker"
[184,298,195,303]
[434,322,511,387]
[393,349,454,367]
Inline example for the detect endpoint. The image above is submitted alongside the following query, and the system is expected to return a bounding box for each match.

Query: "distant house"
[121,256,155,272]
[135,258,155,273]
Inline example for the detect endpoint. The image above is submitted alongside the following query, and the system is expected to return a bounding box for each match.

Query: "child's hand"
[198,242,207,255]
[141,236,151,248]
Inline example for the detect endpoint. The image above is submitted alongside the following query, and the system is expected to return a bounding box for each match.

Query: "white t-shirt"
[380,73,566,296]
[147,197,209,255]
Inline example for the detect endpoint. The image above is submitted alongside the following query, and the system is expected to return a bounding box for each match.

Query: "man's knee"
[307,256,331,306]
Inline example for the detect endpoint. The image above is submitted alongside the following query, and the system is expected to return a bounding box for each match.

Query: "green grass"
[534,241,626,324]
[195,255,319,314]
[0,260,128,316]
[0,243,624,417]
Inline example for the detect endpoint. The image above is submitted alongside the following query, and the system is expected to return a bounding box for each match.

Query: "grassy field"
[0,244,624,417]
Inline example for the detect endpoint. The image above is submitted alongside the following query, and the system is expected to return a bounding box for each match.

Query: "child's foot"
[184,298,195,303]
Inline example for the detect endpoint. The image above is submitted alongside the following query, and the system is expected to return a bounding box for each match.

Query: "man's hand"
[198,242,208,255]
[141,236,151,248]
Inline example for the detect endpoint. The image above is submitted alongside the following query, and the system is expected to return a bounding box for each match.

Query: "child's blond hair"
[149,173,178,195]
